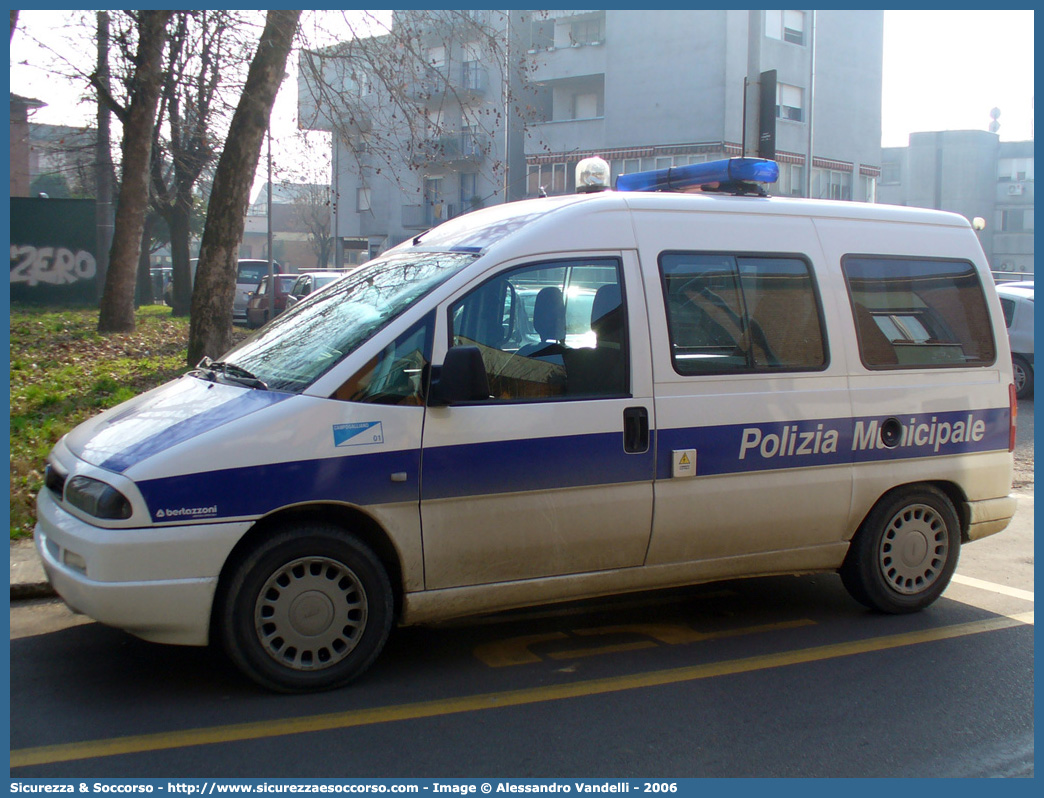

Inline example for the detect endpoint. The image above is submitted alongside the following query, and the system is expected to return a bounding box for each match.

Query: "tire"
[840,486,960,613]
[218,526,394,692]
[1013,355,1033,400]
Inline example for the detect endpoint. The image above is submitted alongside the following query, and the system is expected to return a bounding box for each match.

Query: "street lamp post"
[267,124,275,322]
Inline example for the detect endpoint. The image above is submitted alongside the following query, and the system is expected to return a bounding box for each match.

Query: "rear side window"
[843,256,996,368]
[660,252,827,375]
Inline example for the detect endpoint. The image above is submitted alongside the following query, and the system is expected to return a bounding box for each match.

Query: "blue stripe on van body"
[420,431,655,501]
[136,448,421,523]
[101,390,293,473]
[131,407,1009,524]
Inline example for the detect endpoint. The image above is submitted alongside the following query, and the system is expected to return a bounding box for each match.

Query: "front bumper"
[35,488,250,646]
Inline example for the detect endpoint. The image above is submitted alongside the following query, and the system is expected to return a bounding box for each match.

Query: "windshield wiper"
[192,357,268,390]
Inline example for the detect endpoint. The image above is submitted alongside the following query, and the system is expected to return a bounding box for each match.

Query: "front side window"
[661,253,827,376]
[842,256,996,368]
[334,313,433,406]
[450,258,628,401]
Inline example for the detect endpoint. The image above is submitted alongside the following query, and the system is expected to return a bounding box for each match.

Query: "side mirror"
[427,346,490,406]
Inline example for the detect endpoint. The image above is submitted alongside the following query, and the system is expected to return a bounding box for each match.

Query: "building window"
[425,177,444,225]
[776,83,804,122]
[773,163,804,197]
[356,187,371,212]
[461,125,481,157]
[427,46,446,70]
[527,163,568,197]
[569,15,604,45]
[460,172,479,211]
[572,92,601,119]
[860,174,877,204]
[811,167,852,201]
[765,10,805,45]
[1000,209,1033,232]
[998,157,1034,182]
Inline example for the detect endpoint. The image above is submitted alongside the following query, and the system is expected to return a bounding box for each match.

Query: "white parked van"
[36,158,1018,692]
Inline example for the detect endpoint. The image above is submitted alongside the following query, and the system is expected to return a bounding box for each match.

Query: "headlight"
[65,476,132,520]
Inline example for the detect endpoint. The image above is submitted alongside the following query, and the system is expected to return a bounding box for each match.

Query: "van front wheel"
[219,526,394,692]
[840,486,960,613]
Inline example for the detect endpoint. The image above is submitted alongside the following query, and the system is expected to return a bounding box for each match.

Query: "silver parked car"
[996,283,1034,399]
[284,271,347,310]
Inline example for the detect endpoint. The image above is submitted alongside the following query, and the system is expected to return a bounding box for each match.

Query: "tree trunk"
[97,10,172,333]
[166,195,194,316]
[187,10,300,366]
[135,213,154,305]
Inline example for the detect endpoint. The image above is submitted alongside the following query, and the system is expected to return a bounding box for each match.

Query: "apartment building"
[302,10,883,265]
[879,131,1034,276]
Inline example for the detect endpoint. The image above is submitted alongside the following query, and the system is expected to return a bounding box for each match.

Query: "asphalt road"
[10,402,1034,778]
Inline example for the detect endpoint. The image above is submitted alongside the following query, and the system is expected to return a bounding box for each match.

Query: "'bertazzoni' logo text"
[155,505,218,520]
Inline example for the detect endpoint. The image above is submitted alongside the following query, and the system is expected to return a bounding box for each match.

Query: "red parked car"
[245,274,298,328]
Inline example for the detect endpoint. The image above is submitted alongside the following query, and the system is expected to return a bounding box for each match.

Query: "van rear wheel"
[840,486,960,613]
[219,526,393,692]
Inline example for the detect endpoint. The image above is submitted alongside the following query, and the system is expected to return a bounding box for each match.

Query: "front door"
[420,254,655,589]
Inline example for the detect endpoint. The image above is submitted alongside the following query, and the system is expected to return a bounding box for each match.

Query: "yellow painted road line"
[10,613,1033,769]
[951,574,1034,602]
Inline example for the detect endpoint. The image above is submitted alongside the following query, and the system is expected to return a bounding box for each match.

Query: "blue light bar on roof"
[615,157,779,192]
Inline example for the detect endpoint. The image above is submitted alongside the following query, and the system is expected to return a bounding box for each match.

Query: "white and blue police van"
[36,157,1019,692]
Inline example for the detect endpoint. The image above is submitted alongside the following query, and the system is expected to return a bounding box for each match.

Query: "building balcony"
[411,135,486,167]
[527,41,607,84]
[410,63,489,103]
[525,117,606,158]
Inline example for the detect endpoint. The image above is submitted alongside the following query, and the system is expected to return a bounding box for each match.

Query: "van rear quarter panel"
[629,202,1012,570]
[812,216,1014,517]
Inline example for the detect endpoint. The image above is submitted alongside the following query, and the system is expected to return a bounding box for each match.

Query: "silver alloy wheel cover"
[254,556,368,671]
[1013,360,1026,393]
[878,503,949,595]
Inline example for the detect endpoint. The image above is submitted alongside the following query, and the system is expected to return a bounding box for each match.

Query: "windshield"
[237,261,275,284]
[216,251,477,393]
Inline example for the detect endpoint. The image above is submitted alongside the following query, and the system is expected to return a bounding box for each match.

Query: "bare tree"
[150,11,252,316]
[95,10,172,333]
[187,10,301,366]
[286,182,334,268]
[298,11,544,198]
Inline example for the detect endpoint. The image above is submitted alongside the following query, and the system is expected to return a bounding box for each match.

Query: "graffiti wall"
[10,197,99,304]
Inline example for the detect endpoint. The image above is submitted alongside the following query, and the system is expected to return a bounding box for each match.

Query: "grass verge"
[9,304,246,540]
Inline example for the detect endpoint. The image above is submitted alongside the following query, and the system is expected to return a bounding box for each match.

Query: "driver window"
[333,313,433,405]
[450,258,628,401]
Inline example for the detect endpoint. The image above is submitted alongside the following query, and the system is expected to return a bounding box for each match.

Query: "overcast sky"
[9,9,1035,156]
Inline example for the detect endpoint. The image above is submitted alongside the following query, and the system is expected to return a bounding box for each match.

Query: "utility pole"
[94,11,114,303]
[267,126,275,322]
[804,10,817,198]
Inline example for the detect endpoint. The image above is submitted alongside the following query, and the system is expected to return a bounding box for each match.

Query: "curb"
[10,539,55,602]
[11,581,56,601]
